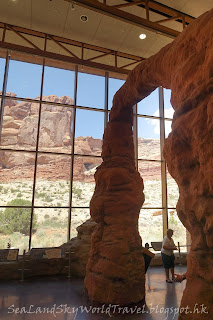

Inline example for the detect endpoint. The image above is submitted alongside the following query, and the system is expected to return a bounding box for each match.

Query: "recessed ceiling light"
[139,33,146,40]
[80,15,88,22]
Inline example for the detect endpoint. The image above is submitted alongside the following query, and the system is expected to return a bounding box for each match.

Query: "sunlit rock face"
[85,8,213,317]
[84,119,145,305]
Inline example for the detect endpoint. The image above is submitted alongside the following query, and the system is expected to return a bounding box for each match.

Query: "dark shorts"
[161,252,175,269]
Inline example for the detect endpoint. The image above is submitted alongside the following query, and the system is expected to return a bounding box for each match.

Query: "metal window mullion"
[159,86,168,236]
[0,51,10,142]
[28,37,47,250]
[68,65,78,241]
[104,71,109,128]
[133,104,138,170]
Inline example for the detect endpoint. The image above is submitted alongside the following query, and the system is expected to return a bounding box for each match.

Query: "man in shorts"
[161,229,177,283]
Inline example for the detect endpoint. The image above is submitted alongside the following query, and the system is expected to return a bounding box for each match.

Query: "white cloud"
[146,108,174,137]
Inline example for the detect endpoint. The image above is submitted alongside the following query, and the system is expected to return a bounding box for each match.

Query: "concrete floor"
[0,265,187,320]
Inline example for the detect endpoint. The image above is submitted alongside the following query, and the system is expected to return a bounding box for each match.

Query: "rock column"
[84,110,145,305]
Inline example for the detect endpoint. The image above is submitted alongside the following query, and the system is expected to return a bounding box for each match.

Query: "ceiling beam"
[156,15,182,24]
[0,22,143,62]
[112,0,146,9]
[65,0,180,38]
[0,40,132,75]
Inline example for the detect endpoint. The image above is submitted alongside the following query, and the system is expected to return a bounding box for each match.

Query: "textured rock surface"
[60,218,97,277]
[96,8,212,319]
[84,118,145,304]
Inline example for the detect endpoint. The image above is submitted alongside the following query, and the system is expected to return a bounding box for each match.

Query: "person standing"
[161,229,177,283]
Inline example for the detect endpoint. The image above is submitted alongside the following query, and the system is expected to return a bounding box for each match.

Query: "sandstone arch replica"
[84,8,213,319]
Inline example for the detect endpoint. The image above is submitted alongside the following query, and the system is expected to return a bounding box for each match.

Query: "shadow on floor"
[0,266,187,320]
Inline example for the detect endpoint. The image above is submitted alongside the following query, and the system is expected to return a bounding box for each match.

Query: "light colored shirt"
[161,235,175,256]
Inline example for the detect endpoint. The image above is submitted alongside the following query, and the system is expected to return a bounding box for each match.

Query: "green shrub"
[17,192,22,198]
[0,198,37,235]
[44,214,50,219]
[44,195,52,202]
[73,187,82,199]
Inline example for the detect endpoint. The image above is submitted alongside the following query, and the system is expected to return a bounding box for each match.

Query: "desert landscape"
[0,94,184,253]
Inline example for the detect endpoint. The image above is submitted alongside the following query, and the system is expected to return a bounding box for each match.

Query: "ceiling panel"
[63,5,103,44]
[90,15,134,52]
[155,0,191,12]
[157,0,213,17]
[180,0,213,17]
[31,0,69,35]
[0,0,31,28]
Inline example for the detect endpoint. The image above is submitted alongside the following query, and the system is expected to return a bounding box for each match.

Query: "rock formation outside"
[85,8,213,319]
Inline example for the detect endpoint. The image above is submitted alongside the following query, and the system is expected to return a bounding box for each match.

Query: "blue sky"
[2,59,173,139]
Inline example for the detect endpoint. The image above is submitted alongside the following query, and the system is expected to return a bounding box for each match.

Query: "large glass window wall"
[0,49,186,254]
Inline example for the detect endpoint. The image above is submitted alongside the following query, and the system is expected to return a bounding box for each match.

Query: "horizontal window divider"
[0,205,91,209]
[137,114,161,120]
[0,95,174,121]
[0,147,72,156]
[0,147,36,153]
[3,95,75,108]
[75,105,106,112]
[137,114,172,121]
[3,95,40,104]
[71,207,90,209]
[0,205,33,208]
[164,117,173,121]
[141,207,165,210]
[0,148,104,157]
[34,206,70,209]
[74,153,102,158]
[138,158,163,162]
[40,100,74,108]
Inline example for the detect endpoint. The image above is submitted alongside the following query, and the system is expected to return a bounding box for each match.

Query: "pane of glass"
[165,119,172,138]
[6,60,43,99]
[0,212,29,254]
[0,151,35,206]
[137,88,159,116]
[168,210,186,248]
[164,88,174,119]
[38,104,73,153]
[77,72,105,109]
[138,117,161,160]
[71,208,90,238]
[138,161,162,208]
[42,66,75,104]
[139,209,163,246]
[31,208,68,248]
[75,109,104,156]
[35,154,71,207]
[167,169,179,208]
[0,57,6,91]
[72,156,102,207]
[1,101,39,151]
[108,78,125,110]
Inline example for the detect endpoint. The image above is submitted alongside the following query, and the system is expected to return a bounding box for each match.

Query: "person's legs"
[170,267,175,280]
[165,268,170,280]
[161,253,172,282]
